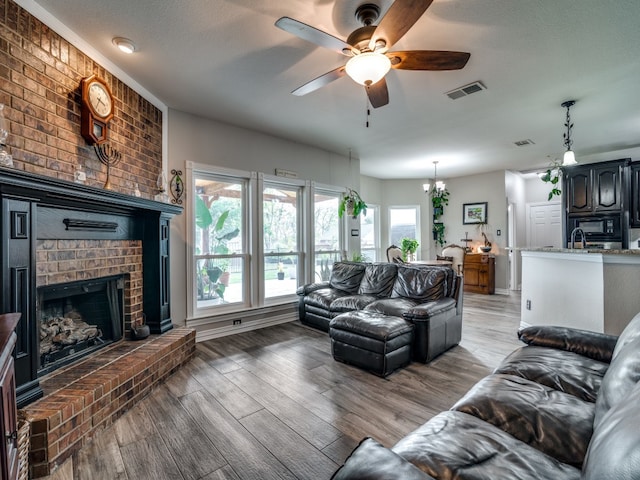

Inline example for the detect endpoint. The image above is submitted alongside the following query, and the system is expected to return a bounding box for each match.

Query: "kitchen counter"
[523,247,640,255]
[521,249,640,335]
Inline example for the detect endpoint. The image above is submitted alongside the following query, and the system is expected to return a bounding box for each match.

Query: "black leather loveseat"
[332,312,640,480]
[297,261,463,364]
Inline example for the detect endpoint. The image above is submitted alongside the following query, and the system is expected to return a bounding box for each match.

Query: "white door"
[526,202,562,248]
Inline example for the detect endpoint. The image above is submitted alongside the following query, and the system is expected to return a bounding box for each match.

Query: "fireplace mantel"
[0,167,182,407]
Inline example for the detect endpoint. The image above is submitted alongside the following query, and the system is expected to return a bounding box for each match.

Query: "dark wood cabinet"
[564,159,626,214]
[565,168,592,213]
[630,163,640,227]
[0,313,20,480]
[463,254,495,295]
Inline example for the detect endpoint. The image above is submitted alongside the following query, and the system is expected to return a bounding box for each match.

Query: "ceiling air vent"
[445,81,486,100]
[514,139,535,147]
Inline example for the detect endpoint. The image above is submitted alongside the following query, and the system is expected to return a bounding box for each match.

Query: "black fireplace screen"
[37,275,124,375]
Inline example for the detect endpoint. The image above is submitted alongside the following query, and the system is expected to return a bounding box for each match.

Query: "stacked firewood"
[40,312,101,354]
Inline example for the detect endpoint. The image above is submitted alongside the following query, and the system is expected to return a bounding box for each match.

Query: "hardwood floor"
[43,292,522,480]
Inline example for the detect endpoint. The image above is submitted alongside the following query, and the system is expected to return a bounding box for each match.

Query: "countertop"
[522,247,640,255]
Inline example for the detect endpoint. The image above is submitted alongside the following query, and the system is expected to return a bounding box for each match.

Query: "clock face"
[88,81,112,118]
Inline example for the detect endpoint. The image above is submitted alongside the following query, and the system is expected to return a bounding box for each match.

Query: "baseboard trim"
[195,313,296,342]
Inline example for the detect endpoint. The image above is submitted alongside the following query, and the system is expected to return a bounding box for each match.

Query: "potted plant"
[432,223,446,248]
[338,188,368,219]
[400,238,419,261]
[431,188,450,220]
[196,195,239,300]
[540,160,563,201]
[277,262,285,280]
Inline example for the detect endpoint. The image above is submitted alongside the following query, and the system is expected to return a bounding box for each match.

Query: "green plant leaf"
[195,195,213,230]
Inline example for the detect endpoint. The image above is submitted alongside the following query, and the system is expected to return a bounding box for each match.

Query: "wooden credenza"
[0,313,20,480]
[463,254,495,295]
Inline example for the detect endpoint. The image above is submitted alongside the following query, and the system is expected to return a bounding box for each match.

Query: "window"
[389,206,420,257]
[360,204,379,261]
[313,186,343,282]
[262,178,302,300]
[188,165,251,317]
[186,163,348,320]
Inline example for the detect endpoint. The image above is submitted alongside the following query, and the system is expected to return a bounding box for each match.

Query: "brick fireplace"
[0,167,193,477]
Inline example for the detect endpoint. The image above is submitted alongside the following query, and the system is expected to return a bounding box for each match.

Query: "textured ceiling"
[19,0,640,180]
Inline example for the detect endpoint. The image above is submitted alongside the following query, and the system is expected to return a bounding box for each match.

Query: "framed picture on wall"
[463,202,488,224]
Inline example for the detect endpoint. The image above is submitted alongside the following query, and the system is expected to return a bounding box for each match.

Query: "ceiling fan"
[275,0,471,108]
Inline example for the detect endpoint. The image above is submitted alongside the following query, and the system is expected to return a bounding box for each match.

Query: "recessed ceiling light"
[112,37,136,54]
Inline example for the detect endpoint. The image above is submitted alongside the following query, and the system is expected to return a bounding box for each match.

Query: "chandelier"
[423,161,446,193]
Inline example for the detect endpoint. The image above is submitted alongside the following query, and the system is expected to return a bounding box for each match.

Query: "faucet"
[570,227,586,249]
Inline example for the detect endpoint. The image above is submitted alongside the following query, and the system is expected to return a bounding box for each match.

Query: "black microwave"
[568,215,622,241]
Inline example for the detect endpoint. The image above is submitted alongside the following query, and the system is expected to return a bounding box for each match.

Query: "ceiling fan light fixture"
[345,52,391,86]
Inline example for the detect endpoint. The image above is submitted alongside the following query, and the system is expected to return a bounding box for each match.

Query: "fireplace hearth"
[0,167,182,407]
[37,275,124,375]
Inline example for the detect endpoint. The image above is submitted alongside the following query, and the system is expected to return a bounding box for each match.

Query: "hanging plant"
[433,223,446,248]
[431,188,449,220]
[540,158,562,201]
[338,188,368,218]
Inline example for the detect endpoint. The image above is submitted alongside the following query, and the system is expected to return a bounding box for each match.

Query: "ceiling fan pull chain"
[365,96,371,128]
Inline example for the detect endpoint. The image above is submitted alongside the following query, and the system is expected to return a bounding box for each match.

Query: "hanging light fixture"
[561,100,577,166]
[345,52,391,86]
[423,161,446,193]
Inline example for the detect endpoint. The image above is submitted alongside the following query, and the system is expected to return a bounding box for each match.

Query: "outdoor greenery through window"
[195,175,246,310]
[263,183,301,299]
[389,206,420,258]
[360,205,378,261]
[314,189,342,282]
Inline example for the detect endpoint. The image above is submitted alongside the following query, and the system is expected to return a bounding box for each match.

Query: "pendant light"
[561,100,577,166]
[423,161,445,193]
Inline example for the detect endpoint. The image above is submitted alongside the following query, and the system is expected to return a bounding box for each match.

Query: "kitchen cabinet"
[564,159,626,214]
[463,254,495,295]
[630,163,640,227]
[0,313,20,480]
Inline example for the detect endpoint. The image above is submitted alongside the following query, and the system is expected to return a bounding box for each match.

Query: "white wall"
[439,171,509,290]
[167,109,356,326]
[506,171,528,290]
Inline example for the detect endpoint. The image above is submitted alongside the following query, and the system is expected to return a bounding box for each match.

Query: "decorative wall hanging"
[462,202,487,224]
[170,169,184,205]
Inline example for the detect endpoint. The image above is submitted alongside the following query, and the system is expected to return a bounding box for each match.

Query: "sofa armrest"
[403,297,456,321]
[518,325,617,363]
[296,281,330,296]
[331,438,435,480]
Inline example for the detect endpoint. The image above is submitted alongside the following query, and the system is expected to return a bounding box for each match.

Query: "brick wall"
[0,0,163,196]
[36,239,144,330]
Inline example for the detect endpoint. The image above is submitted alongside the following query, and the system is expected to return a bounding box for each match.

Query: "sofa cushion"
[582,379,640,480]
[358,263,398,296]
[304,288,349,310]
[493,345,608,402]
[392,411,581,480]
[364,298,420,318]
[330,294,379,313]
[594,335,640,428]
[331,437,436,480]
[391,266,450,302]
[451,373,594,467]
[612,311,640,360]
[329,262,367,294]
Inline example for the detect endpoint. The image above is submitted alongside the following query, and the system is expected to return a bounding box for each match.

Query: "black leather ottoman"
[330,310,414,377]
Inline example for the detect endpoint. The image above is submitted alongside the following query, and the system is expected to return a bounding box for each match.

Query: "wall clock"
[80,75,114,145]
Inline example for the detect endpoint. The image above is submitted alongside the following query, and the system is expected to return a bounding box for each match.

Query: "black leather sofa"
[332,313,640,479]
[297,261,463,363]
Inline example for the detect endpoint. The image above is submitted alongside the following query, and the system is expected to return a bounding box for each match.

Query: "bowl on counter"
[479,246,492,253]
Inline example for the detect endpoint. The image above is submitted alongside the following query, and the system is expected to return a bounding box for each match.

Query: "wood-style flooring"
[43,292,522,480]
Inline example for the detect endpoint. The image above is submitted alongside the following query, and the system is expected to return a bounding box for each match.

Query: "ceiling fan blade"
[276,17,352,56]
[389,50,470,70]
[366,78,389,108]
[369,0,434,52]
[291,66,347,96]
